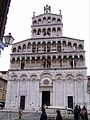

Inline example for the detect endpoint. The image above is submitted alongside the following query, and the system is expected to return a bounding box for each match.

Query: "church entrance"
[42,91,50,106]
[20,96,25,110]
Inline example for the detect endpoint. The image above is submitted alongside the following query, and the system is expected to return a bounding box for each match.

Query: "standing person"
[78,106,81,114]
[78,106,81,119]
[80,106,88,120]
[40,108,48,120]
[18,108,22,119]
[74,105,79,120]
[56,109,63,120]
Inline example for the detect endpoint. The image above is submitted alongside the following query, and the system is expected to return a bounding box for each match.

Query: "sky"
[0,0,90,75]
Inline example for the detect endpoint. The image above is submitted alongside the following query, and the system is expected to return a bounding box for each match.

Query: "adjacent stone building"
[0,71,8,108]
[87,76,90,111]
[5,5,89,111]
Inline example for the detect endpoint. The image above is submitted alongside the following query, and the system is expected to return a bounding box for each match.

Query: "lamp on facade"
[3,33,14,47]
[0,33,14,50]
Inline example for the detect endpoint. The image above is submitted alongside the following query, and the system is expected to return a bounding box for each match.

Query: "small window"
[33,29,36,34]
[52,17,56,22]
[63,41,66,47]
[63,56,67,62]
[52,56,56,63]
[73,43,77,48]
[37,29,41,35]
[27,43,31,49]
[12,48,16,52]
[80,55,83,61]
[31,57,35,63]
[79,44,83,49]
[47,17,51,20]
[21,62,25,69]
[43,17,46,20]
[68,42,72,47]
[33,20,37,24]
[18,46,21,52]
[57,18,61,22]
[17,57,20,63]
[57,27,61,31]
[22,44,26,50]
[52,28,56,32]
[38,19,41,22]
[52,41,56,47]
[12,58,15,64]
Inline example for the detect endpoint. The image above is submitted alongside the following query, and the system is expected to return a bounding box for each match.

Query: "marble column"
[63,80,66,107]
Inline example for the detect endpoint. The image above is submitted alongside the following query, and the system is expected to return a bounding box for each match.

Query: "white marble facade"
[5,5,89,111]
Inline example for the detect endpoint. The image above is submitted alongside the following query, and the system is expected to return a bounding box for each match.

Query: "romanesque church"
[5,5,89,111]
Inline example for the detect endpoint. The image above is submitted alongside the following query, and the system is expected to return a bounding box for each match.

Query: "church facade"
[5,5,89,111]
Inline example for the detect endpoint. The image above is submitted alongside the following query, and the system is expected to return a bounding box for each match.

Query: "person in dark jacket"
[56,109,63,120]
[74,105,79,120]
[40,108,47,120]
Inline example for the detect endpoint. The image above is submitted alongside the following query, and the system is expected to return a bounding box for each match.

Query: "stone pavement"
[0,109,90,120]
[0,110,41,120]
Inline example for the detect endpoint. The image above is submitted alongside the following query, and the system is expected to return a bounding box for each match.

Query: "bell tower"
[31,5,63,38]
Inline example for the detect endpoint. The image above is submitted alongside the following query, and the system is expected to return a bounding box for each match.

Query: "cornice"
[8,67,87,72]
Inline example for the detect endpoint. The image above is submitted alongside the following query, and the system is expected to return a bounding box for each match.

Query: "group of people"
[74,105,88,120]
[18,105,88,120]
[40,107,63,120]
[40,105,88,120]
